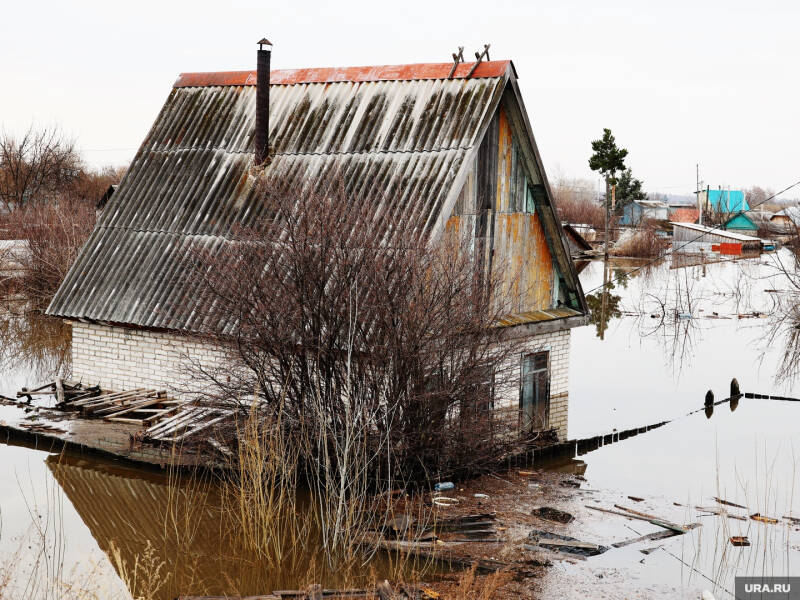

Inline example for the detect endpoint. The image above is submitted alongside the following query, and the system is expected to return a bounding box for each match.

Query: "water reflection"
[44,452,419,600]
[0,308,71,383]
[585,261,624,339]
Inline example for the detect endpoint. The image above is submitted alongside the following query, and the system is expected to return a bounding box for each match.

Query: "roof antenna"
[467,44,491,79]
[447,46,464,79]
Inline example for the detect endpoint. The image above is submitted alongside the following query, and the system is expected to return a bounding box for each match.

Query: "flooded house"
[723,212,758,234]
[619,199,669,226]
[699,187,749,215]
[46,44,587,440]
[770,206,800,233]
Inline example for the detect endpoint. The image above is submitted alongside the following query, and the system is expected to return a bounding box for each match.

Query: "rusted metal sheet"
[173,61,511,88]
[47,65,508,331]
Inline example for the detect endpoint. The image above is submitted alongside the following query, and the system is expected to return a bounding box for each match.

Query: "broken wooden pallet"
[144,405,234,443]
[40,383,191,428]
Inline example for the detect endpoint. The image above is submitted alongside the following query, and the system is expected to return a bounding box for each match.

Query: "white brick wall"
[70,321,573,439]
[493,328,572,440]
[70,322,225,397]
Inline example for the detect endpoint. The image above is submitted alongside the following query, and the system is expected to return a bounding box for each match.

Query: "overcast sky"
[2,0,797,197]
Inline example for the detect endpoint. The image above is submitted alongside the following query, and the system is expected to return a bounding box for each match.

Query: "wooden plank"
[533,538,599,550]
[62,390,101,405]
[168,412,231,442]
[695,506,747,521]
[142,405,183,427]
[82,390,153,413]
[72,389,146,408]
[148,408,208,439]
[146,407,201,436]
[613,504,690,533]
[586,505,691,533]
[105,417,148,424]
[145,406,199,435]
[207,438,233,457]
[101,397,166,419]
[714,497,747,509]
[55,378,65,406]
[17,381,55,397]
[612,529,680,548]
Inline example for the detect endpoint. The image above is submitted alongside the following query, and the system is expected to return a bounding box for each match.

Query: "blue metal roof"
[724,213,757,231]
[708,189,749,213]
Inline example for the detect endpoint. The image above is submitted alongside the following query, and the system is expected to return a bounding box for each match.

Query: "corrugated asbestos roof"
[48,61,511,331]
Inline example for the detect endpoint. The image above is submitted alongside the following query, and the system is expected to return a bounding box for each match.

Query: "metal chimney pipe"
[255,38,272,166]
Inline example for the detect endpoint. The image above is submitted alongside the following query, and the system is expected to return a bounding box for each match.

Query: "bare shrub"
[2,198,97,308]
[612,225,666,258]
[185,178,536,563]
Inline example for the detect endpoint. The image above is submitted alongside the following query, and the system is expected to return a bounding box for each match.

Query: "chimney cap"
[257,38,273,50]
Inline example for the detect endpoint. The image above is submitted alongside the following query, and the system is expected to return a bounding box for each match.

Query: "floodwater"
[0,312,413,599]
[1,248,800,598]
[564,247,800,598]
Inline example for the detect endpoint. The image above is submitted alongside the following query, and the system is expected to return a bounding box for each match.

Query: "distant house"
[724,213,758,234]
[47,50,588,439]
[670,208,699,224]
[700,189,749,214]
[672,222,762,253]
[770,207,800,232]
[619,199,669,226]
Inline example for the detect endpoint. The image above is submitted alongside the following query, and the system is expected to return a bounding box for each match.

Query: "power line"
[582,179,800,296]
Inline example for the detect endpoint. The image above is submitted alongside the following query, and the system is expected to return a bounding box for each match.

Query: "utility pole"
[603,177,611,261]
[696,163,703,226]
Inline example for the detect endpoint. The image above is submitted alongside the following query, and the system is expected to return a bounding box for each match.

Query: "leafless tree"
[189,178,533,477]
[4,199,98,308]
[0,126,81,213]
[551,176,605,229]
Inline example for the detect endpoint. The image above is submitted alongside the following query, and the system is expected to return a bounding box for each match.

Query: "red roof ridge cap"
[174,60,512,88]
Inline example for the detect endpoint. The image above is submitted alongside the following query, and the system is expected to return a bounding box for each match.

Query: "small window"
[520,351,550,431]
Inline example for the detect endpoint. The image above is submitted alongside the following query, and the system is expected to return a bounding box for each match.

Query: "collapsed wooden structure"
[15,379,233,445]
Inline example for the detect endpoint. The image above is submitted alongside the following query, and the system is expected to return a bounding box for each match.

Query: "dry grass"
[612,226,666,258]
[554,193,606,230]
[435,566,514,600]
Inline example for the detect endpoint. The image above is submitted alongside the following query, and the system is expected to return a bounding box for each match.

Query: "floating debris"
[696,506,747,521]
[730,536,751,547]
[613,529,680,548]
[750,513,779,525]
[587,505,697,534]
[532,506,574,524]
[527,528,608,557]
[713,496,747,509]
[783,515,800,525]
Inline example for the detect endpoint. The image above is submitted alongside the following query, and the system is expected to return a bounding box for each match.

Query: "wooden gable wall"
[446,95,573,315]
